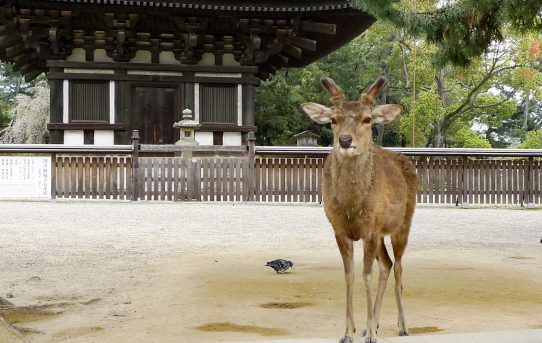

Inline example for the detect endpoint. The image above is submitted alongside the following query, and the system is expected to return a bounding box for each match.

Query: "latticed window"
[69,80,109,122]
[200,84,237,124]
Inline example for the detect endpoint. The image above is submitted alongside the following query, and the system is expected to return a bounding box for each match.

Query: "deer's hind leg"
[391,232,409,336]
[373,237,393,333]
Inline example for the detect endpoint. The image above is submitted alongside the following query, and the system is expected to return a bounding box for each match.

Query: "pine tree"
[353,0,542,66]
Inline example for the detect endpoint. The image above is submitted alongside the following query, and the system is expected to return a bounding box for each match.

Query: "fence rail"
[2,139,542,206]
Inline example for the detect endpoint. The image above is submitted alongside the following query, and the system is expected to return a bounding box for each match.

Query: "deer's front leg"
[335,233,355,343]
[363,234,379,343]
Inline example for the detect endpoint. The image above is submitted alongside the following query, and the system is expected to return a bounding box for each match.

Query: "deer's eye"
[330,118,337,125]
[363,117,372,124]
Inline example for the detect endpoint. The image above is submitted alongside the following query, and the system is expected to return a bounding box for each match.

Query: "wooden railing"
[2,134,542,206]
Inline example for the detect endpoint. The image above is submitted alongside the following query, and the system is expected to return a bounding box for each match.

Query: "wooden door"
[132,87,176,144]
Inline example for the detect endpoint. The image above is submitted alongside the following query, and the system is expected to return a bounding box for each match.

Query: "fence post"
[131,130,140,201]
[524,156,534,208]
[247,131,256,201]
[50,152,57,200]
[460,156,469,207]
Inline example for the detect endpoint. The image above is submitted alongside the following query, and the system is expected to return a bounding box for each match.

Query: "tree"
[453,127,492,148]
[0,81,50,144]
[354,0,542,66]
[0,62,44,130]
[518,130,542,148]
[255,24,406,146]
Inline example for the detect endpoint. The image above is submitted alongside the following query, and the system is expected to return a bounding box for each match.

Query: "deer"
[302,77,418,343]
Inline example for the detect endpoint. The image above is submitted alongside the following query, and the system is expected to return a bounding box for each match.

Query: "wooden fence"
[3,141,542,206]
[133,156,324,202]
[137,157,250,201]
[53,154,133,200]
[414,156,540,206]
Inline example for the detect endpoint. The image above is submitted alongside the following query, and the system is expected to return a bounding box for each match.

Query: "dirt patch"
[260,302,313,309]
[410,326,443,334]
[195,322,289,336]
[55,326,104,341]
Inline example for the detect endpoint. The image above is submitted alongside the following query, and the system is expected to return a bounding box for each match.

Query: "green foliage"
[400,90,442,147]
[453,127,492,148]
[0,102,12,129]
[255,68,319,145]
[518,130,542,149]
[353,0,542,66]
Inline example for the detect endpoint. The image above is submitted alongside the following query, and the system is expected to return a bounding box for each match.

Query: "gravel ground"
[0,201,540,267]
[0,201,541,343]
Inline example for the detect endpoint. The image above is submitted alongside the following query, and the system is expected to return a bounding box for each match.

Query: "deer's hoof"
[399,330,409,336]
[365,338,377,343]
[362,325,379,337]
[339,336,354,343]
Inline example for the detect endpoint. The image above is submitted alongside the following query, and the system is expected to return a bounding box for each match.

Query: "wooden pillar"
[242,84,255,126]
[184,75,195,111]
[48,68,64,143]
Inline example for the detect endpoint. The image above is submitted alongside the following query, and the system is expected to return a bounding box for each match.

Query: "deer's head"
[302,77,402,157]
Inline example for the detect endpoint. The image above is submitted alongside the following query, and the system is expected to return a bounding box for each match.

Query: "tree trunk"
[432,119,444,148]
[436,67,447,107]
[523,89,531,130]
[431,67,447,148]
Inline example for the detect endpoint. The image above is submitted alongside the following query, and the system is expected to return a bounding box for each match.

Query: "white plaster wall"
[94,49,114,62]
[237,84,243,126]
[132,50,152,63]
[223,132,242,146]
[63,80,69,123]
[66,48,85,62]
[94,130,115,145]
[64,130,84,145]
[195,132,213,145]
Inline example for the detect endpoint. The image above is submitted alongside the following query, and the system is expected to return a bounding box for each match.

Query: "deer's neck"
[330,147,375,208]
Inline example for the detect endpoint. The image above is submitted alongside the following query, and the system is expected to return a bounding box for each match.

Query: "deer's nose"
[339,135,352,148]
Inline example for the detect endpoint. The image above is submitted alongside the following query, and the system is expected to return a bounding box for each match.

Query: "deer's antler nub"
[320,77,344,105]
[362,76,388,104]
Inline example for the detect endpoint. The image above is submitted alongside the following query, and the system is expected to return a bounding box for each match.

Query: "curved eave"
[0,0,374,81]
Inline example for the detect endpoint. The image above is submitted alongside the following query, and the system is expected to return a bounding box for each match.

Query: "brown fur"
[302,77,418,343]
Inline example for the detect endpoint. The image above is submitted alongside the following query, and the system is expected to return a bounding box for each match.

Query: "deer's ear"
[372,104,402,124]
[302,103,333,124]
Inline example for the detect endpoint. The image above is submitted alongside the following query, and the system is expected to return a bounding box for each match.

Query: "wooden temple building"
[0,0,374,146]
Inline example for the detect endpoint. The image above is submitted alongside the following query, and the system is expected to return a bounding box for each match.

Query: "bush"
[518,130,542,149]
[453,128,492,148]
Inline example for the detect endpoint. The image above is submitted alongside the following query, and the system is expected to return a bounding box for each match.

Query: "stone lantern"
[173,108,200,146]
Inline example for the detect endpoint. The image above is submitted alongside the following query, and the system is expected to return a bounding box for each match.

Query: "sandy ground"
[0,201,541,343]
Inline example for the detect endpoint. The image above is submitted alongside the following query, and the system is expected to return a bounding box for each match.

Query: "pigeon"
[265,259,294,273]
